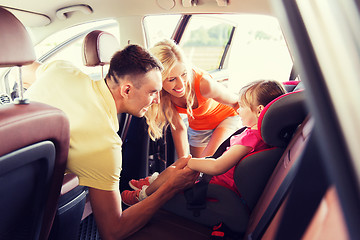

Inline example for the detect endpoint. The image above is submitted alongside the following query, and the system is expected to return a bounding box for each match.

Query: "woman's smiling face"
[162,61,188,98]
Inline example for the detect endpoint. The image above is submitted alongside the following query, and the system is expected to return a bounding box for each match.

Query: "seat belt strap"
[184,127,247,217]
[184,173,212,217]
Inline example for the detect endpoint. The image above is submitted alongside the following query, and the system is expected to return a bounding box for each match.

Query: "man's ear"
[119,84,131,98]
[257,105,264,117]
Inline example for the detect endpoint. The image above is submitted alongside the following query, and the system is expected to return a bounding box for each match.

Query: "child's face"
[237,102,261,129]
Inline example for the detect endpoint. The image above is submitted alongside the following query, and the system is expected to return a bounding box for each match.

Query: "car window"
[226,15,293,92]
[143,15,181,48]
[178,15,234,72]
[144,14,292,93]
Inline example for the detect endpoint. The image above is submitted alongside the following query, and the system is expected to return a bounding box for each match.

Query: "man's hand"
[166,155,199,192]
[172,154,192,168]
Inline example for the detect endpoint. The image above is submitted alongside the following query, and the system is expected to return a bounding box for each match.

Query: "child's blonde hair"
[239,80,286,111]
[145,39,195,140]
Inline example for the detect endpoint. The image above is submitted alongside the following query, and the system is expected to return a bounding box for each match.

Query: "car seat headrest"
[0,7,36,67]
[82,30,120,66]
[258,91,307,148]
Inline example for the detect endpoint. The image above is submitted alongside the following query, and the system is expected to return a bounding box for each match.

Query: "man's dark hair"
[106,44,163,87]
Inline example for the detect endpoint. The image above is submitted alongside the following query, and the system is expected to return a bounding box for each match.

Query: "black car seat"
[162,90,308,234]
[0,7,70,240]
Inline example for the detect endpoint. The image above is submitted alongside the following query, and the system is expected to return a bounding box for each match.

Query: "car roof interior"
[0,0,273,45]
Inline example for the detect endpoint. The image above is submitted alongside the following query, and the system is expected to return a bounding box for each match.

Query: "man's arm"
[89,163,198,240]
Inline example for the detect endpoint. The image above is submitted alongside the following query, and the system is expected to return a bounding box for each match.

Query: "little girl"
[121,80,286,205]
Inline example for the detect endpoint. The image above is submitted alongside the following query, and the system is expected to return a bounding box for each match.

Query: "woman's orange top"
[174,68,237,130]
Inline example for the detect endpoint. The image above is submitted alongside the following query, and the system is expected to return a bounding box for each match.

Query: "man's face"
[127,69,162,117]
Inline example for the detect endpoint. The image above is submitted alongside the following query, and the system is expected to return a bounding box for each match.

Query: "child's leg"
[122,155,193,205]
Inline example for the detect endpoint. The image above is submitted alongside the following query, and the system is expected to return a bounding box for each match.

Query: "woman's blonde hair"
[145,39,195,140]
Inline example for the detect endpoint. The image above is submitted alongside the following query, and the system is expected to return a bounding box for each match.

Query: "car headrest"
[82,30,120,66]
[0,7,36,67]
[258,90,307,148]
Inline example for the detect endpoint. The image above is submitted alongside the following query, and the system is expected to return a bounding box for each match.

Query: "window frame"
[173,14,236,73]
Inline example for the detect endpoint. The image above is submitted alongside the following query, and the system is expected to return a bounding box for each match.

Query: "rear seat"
[0,7,70,240]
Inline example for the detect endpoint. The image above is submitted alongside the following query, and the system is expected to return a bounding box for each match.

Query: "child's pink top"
[209,128,269,195]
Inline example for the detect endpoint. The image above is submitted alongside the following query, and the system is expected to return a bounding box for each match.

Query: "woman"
[145,39,240,159]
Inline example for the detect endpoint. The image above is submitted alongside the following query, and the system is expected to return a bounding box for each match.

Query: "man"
[25,44,198,239]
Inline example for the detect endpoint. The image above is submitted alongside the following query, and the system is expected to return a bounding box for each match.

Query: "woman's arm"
[187,144,252,175]
[170,111,190,158]
[199,74,239,109]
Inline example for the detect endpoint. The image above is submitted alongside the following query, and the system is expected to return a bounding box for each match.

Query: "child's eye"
[168,77,176,82]
[182,72,187,77]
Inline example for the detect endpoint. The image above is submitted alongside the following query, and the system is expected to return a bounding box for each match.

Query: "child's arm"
[187,144,252,175]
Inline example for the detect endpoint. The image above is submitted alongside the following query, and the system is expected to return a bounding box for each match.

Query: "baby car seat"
[162,90,308,234]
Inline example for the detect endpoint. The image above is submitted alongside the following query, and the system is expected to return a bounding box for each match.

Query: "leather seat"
[82,29,120,78]
[0,7,70,240]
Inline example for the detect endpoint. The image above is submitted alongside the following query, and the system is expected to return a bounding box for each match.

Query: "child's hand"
[172,154,192,169]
